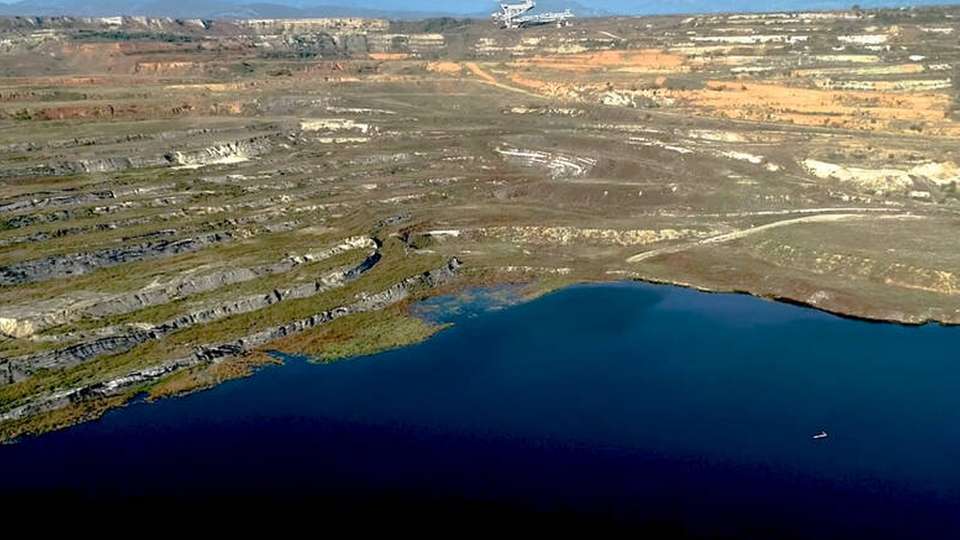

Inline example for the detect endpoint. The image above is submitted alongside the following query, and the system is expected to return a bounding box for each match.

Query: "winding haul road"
[627,210,921,263]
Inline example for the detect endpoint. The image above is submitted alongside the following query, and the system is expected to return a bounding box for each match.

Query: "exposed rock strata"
[0,258,461,424]
[0,236,377,338]
[0,136,276,179]
[0,232,233,286]
[1,240,383,381]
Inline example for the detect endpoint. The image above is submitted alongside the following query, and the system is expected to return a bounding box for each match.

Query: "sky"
[288,0,952,13]
[290,0,960,15]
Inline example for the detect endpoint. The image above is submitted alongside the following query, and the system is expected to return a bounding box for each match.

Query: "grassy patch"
[0,335,70,359]
[43,247,369,336]
[0,391,135,444]
[269,303,447,362]
[147,353,282,401]
[0,238,442,409]
[74,30,195,43]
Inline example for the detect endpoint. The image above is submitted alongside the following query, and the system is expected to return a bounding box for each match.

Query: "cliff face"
[236,18,389,34]
[0,15,449,66]
[0,258,461,425]
[2,240,384,381]
[0,231,235,286]
[0,16,213,32]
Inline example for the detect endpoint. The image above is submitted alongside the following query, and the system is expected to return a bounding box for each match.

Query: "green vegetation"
[42,248,367,337]
[0,390,138,443]
[270,305,447,362]
[146,353,282,401]
[0,238,443,409]
[75,30,195,43]
[389,17,470,34]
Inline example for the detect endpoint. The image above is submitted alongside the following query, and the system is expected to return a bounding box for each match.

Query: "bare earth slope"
[2,8,960,439]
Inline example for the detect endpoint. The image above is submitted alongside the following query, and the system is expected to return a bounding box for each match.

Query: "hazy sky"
[285,0,954,14]
[318,1,711,11]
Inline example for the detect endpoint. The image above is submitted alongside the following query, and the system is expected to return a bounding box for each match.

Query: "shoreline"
[2,270,954,444]
[627,276,948,328]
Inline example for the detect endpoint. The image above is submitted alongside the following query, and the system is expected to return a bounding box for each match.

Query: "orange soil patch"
[165,82,252,92]
[868,80,948,92]
[454,64,546,97]
[681,81,955,133]
[513,49,686,72]
[464,62,498,84]
[425,61,463,75]
[212,100,245,114]
[369,52,410,61]
[469,67,956,135]
[59,42,124,58]
[52,42,210,74]
[508,73,549,90]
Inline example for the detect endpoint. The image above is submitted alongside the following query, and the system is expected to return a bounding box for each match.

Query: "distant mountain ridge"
[0,0,454,19]
[0,0,956,19]
[0,0,440,19]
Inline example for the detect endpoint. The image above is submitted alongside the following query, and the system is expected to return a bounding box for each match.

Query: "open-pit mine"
[2,7,960,441]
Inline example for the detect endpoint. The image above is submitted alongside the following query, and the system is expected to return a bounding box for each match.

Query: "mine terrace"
[1,6,960,440]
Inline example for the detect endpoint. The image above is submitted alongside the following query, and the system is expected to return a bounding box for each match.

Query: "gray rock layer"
[0,231,233,286]
[0,257,461,424]
[2,243,383,381]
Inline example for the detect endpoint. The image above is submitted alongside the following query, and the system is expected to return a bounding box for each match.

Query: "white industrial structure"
[492,1,574,29]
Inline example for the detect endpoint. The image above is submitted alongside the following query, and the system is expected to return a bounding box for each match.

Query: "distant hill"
[579,0,960,16]
[0,0,464,19]
[0,0,957,19]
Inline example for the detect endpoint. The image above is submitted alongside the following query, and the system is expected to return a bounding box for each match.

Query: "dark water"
[3,282,959,536]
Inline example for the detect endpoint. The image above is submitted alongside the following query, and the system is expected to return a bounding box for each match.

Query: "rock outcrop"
[0,237,377,339]
[0,136,276,179]
[0,258,461,424]
[2,239,384,380]
[0,232,234,286]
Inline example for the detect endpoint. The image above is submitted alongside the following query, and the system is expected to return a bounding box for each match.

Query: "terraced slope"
[2,7,960,440]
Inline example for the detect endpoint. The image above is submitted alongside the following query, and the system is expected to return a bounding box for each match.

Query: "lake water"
[2,282,959,536]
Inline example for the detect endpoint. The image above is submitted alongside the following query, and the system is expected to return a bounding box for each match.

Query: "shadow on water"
[1,282,958,537]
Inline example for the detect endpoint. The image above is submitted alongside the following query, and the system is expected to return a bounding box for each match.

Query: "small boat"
[812,431,829,440]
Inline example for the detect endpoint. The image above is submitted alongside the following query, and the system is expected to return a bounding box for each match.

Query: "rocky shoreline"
[0,257,461,436]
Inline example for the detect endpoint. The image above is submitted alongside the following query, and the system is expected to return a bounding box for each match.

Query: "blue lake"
[2,282,959,536]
